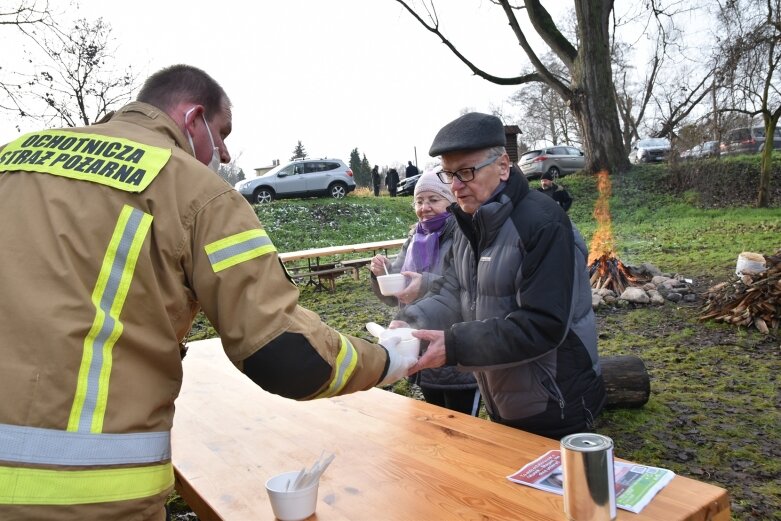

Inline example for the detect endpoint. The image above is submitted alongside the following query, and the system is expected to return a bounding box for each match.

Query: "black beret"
[429,112,506,156]
[541,171,554,181]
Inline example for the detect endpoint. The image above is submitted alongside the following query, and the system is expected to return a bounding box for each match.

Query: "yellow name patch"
[0,130,171,192]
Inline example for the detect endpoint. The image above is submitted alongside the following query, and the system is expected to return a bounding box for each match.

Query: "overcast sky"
[4,1,710,174]
[2,1,557,174]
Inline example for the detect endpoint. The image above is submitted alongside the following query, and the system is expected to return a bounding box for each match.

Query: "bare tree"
[393,0,629,174]
[612,38,662,151]
[0,1,52,31]
[650,64,716,140]
[0,1,56,123]
[2,12,136,129]
[717,0,781,207]
[509,54,580,147]
[611,2,718,154]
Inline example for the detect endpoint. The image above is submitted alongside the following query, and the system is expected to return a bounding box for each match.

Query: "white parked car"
[629,138,671,164]
[235,158,356,204]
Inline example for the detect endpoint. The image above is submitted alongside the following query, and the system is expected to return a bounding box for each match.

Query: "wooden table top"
[278,238,406,263]
[172,339,730,521]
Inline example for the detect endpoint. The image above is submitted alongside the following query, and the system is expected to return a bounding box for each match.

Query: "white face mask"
[185,107,221,173]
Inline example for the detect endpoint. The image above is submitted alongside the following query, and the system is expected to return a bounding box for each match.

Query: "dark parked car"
[696,141,720,159]
[721,126,781,156]
[682,141,720,160]
[396,173,421,196]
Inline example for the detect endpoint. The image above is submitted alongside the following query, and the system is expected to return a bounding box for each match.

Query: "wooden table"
[278,238,406,292]
[278,238,405,263]
[172,339,730,521]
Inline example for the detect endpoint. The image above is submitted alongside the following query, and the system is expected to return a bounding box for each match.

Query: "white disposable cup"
[378,328,420,359]
[265,470,319,521]
[376,273,407,295]
[396,337,421,359]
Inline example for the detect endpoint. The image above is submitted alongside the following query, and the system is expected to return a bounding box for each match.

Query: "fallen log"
[601,355,651,409]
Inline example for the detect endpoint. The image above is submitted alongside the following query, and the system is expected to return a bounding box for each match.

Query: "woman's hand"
[370,254,389,276]
[396,271,423,304]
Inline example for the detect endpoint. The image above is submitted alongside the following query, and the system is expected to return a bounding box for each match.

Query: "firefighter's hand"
[378,337,418,387]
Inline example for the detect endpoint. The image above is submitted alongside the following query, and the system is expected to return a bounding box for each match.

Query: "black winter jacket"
[398,167,605,438]
[538,182,573,212]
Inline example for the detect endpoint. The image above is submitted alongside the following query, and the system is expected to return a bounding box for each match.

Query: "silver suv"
[519,146,585,179]
[235,158,355,203]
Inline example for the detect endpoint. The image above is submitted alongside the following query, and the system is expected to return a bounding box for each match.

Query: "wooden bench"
[290,264,357,292]
[341,254,398,280]
[279,239,406,289]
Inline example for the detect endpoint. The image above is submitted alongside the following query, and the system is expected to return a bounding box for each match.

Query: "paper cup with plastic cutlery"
[366,322,421,359]
[265,452,335,521]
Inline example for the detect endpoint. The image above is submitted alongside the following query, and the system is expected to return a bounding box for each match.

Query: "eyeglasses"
[436,154,500,184]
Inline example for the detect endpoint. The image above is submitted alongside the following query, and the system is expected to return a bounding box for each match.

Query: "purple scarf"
[401,212,450,274]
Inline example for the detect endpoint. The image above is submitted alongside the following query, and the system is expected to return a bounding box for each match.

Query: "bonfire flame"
[587,170,646,293]
[588,170,615,265]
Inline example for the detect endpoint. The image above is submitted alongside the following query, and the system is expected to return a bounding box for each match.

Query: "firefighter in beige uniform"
[0,65,414,521]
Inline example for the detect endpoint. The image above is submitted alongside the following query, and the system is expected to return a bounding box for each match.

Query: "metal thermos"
[560,433,617,521]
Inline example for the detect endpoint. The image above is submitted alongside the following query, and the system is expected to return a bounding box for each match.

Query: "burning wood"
[700,249,781,334]
[588,253,649,294]
[586,170,651,297]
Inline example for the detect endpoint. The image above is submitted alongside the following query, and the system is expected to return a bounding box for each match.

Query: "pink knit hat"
[414,170,456,203]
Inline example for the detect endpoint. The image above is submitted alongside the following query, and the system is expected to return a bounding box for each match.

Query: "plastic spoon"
[300,453,335,489]
[289,467,306,491]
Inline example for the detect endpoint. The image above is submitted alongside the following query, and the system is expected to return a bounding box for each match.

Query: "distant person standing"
[538,172,573,212]
[371,165,381,196]
[406,160,419,179]
[386,168,400,197]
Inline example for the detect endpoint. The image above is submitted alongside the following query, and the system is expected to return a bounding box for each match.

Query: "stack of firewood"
[700,249,781,334]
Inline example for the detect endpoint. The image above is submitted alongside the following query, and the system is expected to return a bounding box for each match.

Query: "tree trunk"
[571,0,630,175]
[758,115,779,208]
[601,355,651,409]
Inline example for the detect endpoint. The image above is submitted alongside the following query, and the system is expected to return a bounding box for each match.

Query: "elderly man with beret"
[396,112,605,439]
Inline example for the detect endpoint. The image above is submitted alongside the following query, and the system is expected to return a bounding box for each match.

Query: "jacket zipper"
[536,362,566,419]
[475,372,498,419]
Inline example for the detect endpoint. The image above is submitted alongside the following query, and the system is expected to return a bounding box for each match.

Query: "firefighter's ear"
[182,104,205,132]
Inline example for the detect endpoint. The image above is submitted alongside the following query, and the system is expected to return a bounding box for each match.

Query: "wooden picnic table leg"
[303,258,318,289]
